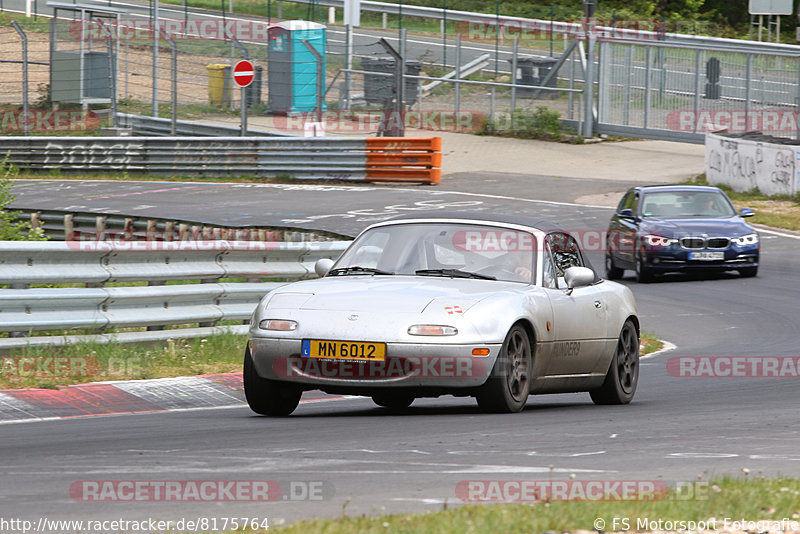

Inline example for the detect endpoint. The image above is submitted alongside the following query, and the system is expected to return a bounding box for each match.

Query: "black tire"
[590,319,639,405]
[243,346,302,416]
[605,252,624,280]
[372,392,415,409]
[476,324,532,413]
[739,267,758,278]
[635,250,654,283]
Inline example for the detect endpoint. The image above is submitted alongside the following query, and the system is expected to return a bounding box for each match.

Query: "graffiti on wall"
[705,134,798,197]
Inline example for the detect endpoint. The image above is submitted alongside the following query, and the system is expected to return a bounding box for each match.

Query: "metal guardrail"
[116,113,295,138]
[0,240,349,347]
[0,135,442,183]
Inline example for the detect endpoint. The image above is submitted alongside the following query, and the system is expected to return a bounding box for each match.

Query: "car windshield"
[332,223,537,283]
[640,191,736,219]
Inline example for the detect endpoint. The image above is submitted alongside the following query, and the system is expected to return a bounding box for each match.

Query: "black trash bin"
[246,65,264,108]
[361,57,421,106]
[509,56,559,99]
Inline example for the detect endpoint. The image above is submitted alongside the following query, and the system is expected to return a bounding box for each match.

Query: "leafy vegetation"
[0,156,47,241]
[479,106,582,143]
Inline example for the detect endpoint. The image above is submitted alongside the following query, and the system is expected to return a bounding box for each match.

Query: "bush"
[0,155,47,241]
[479,106,565,141]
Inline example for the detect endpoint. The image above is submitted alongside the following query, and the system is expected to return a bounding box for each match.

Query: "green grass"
[684,175,800,231]
[0,332,246,389]
[268,475,800,533]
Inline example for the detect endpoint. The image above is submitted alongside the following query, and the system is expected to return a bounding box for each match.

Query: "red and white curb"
[0,373,350,424]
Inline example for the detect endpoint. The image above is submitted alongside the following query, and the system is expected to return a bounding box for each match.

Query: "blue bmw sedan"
[606,185,759,282]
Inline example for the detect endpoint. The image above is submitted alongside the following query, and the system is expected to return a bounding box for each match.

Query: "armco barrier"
[0,135,442,184]
[0,240,349,347]
[705,131,799,197]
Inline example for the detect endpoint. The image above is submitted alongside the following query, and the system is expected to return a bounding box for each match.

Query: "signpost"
[233,59,255,136]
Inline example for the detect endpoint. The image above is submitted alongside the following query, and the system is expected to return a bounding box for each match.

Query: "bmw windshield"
[332,223,537,284]
[640,191,737,219]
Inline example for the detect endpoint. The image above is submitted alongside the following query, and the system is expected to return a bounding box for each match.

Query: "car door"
[608,190,641,268]
[541,233,607,376]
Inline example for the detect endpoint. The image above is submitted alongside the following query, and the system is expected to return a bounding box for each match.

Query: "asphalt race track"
[3,177,800,527]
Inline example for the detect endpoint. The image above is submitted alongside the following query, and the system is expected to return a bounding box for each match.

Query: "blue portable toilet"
[268,20,327,114]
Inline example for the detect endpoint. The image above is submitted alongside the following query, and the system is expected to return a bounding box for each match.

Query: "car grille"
[707,237,730,249]
[680,237,730,249]
[681,237,706,249]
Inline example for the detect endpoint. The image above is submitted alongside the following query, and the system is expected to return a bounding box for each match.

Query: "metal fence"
[2,3,800,142]
[0,240,349,348]
[597,39,800,142]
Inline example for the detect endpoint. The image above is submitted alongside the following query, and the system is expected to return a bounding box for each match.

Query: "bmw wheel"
[244,346,302,416]
[476,324,531,413]
[605,252,624,280]
[590,319,639,405]
[635,250,653,283]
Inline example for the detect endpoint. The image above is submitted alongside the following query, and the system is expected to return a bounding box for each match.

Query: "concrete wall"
[705,132,799,197]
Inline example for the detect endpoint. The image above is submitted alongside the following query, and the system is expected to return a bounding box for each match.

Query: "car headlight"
[732,233,759,245]
[641,234,678,247]
[259,319,298,331]
[408,325,458,336]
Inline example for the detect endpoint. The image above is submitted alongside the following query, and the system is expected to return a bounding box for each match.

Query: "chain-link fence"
[2,4,799,141]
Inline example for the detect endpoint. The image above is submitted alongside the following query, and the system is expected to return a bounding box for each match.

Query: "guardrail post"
[64,214,74,241]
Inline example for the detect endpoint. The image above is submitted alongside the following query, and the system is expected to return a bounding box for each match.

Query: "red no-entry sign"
[233,60,255,88]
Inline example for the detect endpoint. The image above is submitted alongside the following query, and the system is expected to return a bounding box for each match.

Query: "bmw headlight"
[642,235,678,247]
[732,233,759,246]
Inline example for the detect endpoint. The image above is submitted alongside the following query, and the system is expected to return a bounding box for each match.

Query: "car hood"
[639,217,754,237]
[266,276,526,313]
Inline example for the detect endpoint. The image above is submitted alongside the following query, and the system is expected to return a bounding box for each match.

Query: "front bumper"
[248,336,501,389]
[642,245,759,273]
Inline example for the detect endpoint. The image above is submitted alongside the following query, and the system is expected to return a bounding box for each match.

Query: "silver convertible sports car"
[245,213,640,416]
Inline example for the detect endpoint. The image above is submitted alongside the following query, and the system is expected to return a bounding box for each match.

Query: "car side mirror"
[315,258,334,277]
[740,207,755,217]
[564,266,595,294]
[618,208,635,219]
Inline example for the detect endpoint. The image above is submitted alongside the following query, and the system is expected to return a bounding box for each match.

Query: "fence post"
[152,1,160,117]
[168,34,177,135]
[11,22,28,136]
[344,24,352,111]
[105,24,117,128]
[455,33,461,116]
[510,38,518,129]
[583,22,595,138]
[301,40,324,124]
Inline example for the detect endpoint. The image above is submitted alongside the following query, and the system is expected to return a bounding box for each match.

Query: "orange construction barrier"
[365,137,442,184]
